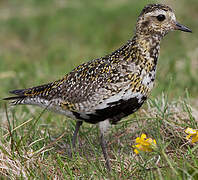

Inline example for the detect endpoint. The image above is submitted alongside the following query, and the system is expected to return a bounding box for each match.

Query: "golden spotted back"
[4,4,192,124]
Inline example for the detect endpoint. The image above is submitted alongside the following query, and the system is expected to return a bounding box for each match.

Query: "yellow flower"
[185,128,198,143]
[133,133,157,154]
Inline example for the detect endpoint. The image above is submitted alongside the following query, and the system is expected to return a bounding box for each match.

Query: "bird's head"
[136,4,192,38]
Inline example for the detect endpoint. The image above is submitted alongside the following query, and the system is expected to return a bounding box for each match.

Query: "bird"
[4,4,191,171]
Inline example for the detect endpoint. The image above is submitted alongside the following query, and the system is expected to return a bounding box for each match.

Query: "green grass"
[0,0,198,179]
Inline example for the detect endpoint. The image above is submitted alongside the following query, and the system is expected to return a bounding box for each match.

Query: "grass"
[0,0,198,179]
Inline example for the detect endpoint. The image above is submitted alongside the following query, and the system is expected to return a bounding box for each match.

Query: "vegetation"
[0,0,197,179]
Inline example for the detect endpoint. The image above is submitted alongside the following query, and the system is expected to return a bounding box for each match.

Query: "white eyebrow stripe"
[146,9,166,16]
[145,10,176,22]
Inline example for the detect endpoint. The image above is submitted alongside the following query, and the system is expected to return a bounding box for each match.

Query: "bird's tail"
[3,83,55,106]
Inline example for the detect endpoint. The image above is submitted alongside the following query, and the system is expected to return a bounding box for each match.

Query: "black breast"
[72,96,147,124]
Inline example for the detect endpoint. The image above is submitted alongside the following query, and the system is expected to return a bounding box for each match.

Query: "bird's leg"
[99,120,112,171]
[100,133,112,171]
[71,121,83,149]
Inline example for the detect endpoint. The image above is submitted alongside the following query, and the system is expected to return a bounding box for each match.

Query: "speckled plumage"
[4,4,191,171]
[7,34,158,124]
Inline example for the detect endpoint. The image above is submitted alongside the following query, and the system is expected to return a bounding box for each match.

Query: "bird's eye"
[156,14,166,21]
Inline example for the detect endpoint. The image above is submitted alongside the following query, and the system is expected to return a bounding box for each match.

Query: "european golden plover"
[4,4,192,171]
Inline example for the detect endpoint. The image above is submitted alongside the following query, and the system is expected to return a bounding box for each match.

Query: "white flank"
[95,84,143,111]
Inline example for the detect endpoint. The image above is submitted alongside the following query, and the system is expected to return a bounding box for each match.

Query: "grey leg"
[72,121,83,148]
[99,120,112,171]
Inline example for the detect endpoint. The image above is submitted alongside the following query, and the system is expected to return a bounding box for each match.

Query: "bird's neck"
[109,33,161,67]
[130,33,161,65]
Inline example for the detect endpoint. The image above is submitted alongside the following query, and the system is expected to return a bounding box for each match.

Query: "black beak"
[175,22,192,33]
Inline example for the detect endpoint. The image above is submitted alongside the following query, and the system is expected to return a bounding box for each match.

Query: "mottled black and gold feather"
[4,4,191,125]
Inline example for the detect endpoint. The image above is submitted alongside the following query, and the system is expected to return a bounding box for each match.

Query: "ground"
[0,0,198,179]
